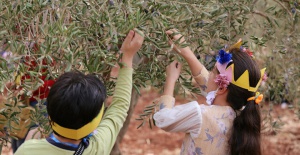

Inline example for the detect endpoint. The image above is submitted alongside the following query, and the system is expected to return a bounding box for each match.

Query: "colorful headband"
[216,39,266,92]
[52,104,105,140]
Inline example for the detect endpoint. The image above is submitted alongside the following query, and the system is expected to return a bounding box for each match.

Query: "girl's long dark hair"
[227,49,262,155]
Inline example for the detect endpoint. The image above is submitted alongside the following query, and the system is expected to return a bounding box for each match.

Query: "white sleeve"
[153,101,202,138]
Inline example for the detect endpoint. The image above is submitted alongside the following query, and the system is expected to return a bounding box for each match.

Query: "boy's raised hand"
[120,29,145,68]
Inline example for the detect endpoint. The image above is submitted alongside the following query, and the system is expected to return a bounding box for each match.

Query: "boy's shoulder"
[19,139,48,148]
[15,139,49,154]
[16,139,74,154]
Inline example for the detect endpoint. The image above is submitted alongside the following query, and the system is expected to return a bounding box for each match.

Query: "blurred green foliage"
[0,0,299,147]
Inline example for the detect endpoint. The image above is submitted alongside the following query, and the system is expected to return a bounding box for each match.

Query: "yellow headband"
[52,104,105,140]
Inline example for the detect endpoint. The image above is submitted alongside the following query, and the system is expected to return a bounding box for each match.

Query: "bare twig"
[252,10,269,19]
[273,0,293,20]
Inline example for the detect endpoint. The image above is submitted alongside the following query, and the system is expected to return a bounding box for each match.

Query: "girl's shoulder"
[199,104,235,116]
[199,104,232,109]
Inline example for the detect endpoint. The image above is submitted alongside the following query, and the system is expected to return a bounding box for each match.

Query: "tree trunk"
[110,55,143,155]
[110,88,140,155]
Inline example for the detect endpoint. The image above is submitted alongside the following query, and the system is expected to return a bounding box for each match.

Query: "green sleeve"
[92,67,133,153]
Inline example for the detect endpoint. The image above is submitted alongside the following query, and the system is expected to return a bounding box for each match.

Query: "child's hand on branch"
[166,29,192,57]
[120,28,145,68]
[163,60,182,96]
[166,60,182,84]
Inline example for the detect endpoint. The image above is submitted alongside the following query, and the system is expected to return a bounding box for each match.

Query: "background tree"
[0,0,299,154]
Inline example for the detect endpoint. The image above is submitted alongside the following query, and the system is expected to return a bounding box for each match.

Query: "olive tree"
[0,0,299,154]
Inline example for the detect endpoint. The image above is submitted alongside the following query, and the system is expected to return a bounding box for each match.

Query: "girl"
[153,30,265,155]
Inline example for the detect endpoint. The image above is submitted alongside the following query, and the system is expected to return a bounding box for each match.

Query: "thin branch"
[252,10,269,19]
[275,0,296,33]
[253,0,259,5]
[280,0,292,3]
[273,0,293,19]
[250,10,269,31]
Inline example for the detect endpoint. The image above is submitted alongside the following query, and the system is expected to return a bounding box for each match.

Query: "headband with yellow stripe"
[51,104,105,140]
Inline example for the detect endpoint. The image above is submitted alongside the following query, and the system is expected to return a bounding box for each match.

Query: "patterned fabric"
[193,67,209,95]
[154,98,236,155]
[158,95,175,109]
[180,105,235,155]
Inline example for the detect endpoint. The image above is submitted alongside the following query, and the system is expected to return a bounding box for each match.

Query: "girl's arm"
[153,61,202,138]
[157,61,181,110]
[163,61,181,96]
[166,29,209,92]
[154,99,202,138]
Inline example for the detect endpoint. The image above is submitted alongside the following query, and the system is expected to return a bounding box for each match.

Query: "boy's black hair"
[47,71,106,130]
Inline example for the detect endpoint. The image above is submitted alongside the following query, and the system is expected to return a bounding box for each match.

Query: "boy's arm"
[93,67,133,152]
[92,29,144,153]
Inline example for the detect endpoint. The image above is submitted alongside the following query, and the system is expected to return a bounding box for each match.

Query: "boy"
[15,29,144,155]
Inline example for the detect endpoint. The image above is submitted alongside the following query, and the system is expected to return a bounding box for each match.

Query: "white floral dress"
[153,95,236,155]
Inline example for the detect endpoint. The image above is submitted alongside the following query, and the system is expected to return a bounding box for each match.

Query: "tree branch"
[273,0,293,19]
[252,10,269,19]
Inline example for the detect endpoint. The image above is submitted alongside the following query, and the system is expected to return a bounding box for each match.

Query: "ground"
[1,89,299,155]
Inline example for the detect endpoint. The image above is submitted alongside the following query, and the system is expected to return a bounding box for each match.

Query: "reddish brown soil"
[260,103,300,155]
[2,89,299,155]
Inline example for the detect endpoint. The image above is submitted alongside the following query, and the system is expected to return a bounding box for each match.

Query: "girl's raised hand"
[166,60,182,84]
[166,29,191,55]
